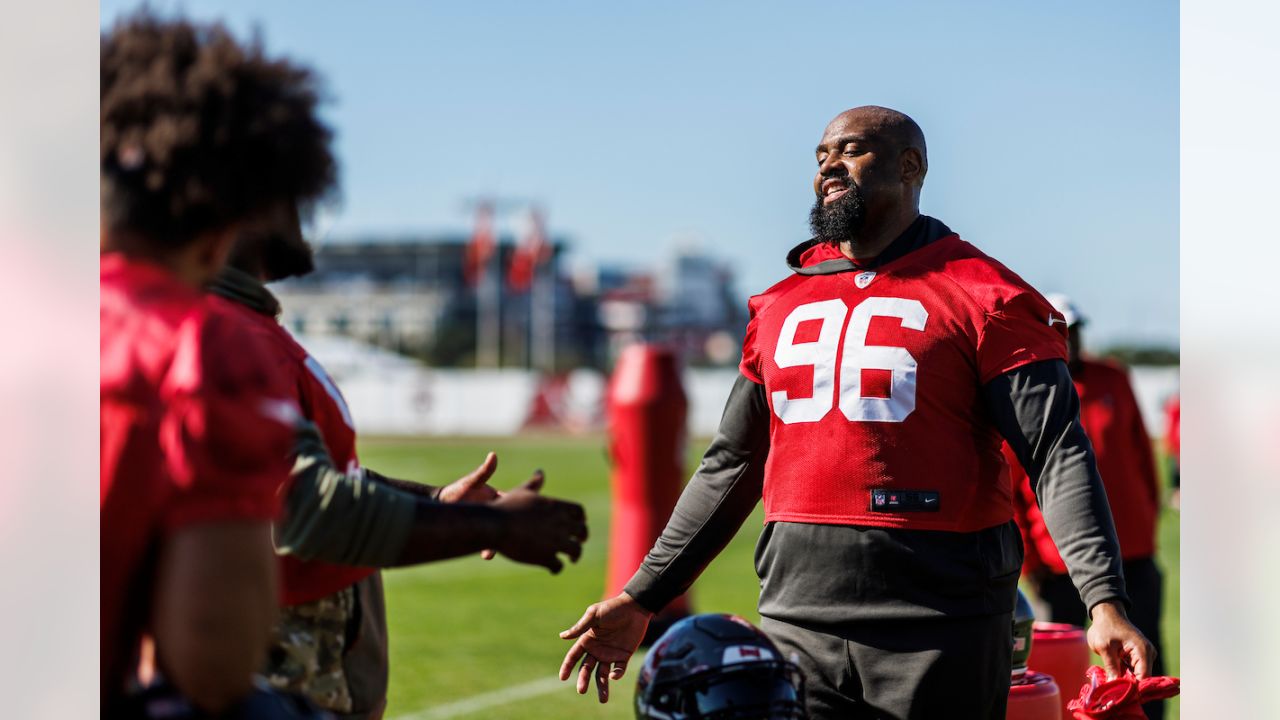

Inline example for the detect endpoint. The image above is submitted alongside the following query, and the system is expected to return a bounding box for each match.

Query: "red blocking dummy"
[604,344,691,642]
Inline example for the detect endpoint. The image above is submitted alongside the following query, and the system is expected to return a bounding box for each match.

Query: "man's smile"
[821,178,849,205]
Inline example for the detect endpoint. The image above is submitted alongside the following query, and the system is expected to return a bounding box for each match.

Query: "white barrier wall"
[298,334,1179,439]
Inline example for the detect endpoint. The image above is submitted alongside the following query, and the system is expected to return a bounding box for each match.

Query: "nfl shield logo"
[855,271,876,289]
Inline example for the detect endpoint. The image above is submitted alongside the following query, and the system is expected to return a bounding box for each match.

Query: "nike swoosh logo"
[1048,315,1068,327]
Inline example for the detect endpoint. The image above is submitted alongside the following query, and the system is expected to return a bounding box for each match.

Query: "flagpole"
[471,202,501,369]
[531,250,554,372]
[480,249,501,368]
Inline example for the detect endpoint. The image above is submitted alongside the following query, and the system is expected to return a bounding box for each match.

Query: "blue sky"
[101,1,1178,346]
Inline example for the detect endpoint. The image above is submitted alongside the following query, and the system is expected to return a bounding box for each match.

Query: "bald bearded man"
[559,107,1153,719]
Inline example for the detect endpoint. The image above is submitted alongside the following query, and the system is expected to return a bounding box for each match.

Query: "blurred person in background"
[212,200,589,718]
[1163,393,1180,510]
[560,106,1152,719]
[1007,293,1167,720]
[100,13,335,715]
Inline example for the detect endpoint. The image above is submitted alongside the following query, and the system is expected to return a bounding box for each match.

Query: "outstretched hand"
[1087,601,1156,680]
[559,593,653,703]
[438,452,548,559]
[491,474,586,574]
[437,451,502,504]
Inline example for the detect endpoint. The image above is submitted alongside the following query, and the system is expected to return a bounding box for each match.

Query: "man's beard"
[261,232,315,281]
[808,182,866,245]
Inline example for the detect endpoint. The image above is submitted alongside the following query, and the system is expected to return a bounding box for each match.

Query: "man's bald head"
[826,106,928,184]
[810,106,929,251]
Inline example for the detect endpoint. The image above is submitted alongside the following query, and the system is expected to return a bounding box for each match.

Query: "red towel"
[1068,666,1180,719]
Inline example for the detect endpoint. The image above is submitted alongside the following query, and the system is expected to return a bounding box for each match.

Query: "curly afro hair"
[101,13,337,248]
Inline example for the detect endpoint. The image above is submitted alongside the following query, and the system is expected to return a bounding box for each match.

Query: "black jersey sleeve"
[984,359,1130,612]
[623,373,771,612]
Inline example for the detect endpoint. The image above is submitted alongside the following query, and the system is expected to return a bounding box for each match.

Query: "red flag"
[507,207,551,291]
[464,202,496,286]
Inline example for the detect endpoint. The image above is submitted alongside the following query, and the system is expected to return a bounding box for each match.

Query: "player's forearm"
[364,468,443,501]
[986,359,1129,611]
[275,423,418,566]
[390,501,508,565]
[624,373,770,612]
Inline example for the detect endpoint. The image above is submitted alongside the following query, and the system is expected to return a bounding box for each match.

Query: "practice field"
[362,435,1180,720]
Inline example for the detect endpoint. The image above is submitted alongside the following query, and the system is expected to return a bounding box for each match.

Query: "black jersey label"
[869,489,941,512]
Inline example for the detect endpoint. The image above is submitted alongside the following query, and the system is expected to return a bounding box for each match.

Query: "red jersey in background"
[1163,394,1180,461]
[100,253,295,695]
[223,300,376,606]
[1008,357,1160,574]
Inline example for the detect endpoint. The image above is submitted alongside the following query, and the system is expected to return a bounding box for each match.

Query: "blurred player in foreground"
[561,106,1152,719]
[213,203,589,718]
[100,13,333,715]
[1008,294,1167,720]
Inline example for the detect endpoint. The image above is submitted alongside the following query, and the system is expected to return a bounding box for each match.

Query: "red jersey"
[1010,358,1160,571]
[224,301,376,606]
[1163,394,1180,460]
[100,254,294,695]
[740,235,1067,532]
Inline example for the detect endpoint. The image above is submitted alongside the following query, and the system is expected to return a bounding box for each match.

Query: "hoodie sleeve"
[624,373,771,612]
[984,359,1129,612]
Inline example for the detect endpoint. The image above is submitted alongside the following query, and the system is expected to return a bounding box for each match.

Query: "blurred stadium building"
[274,234,745,372]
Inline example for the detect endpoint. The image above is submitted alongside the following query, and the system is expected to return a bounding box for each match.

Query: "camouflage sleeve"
[274,422,418,566]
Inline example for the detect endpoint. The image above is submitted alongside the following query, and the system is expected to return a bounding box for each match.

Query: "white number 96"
[771,297,928,424]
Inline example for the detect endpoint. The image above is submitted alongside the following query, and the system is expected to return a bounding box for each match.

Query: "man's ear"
[901,148,926,187]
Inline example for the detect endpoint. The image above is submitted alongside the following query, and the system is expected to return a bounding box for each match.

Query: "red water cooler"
[1008,671,1062,720]
[1028,622,1091,720]
[603,344,691,642]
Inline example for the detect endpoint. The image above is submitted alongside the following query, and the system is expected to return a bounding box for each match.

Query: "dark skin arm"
[391,472,587,573]
[365,451,503,504]
[365,452,518,560]
[151,522,277,715]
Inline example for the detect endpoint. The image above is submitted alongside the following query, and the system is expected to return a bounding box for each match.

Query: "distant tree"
[1098,344,1180,366]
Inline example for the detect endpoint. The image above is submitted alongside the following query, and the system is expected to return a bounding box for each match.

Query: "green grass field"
[362,435,1180,720]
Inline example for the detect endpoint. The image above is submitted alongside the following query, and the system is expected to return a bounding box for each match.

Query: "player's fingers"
[559,638,588,681]
[480,548,496,560]
[517,470,545,493]
[546,556,564,575]
[609,659,628,681]
[1129,640,1152,680]
[577,655,597,695]
[595,657,610,703]
[559,538,583,563]
[560,606,597,639]
[1100,642,1123,680]
[567,519,588,542]
[461,452,498,488]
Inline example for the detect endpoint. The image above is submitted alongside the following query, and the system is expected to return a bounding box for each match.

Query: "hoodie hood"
[786,239,860,275]
[784,214,954,276]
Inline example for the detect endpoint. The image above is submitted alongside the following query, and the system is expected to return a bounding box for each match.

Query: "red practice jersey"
[100,254,294,695]
[1163,394,1180,461]
[1009,358,1160,572]
[225,301,376,606]
[740,235,1068,532]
